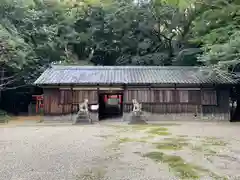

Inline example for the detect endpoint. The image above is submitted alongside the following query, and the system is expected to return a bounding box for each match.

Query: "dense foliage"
[0,0,239,89]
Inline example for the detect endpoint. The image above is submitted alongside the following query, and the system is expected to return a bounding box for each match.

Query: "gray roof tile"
[34,66,237,85]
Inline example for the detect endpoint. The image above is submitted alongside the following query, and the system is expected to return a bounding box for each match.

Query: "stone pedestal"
[128,111,147,124]
[73,111,92,124]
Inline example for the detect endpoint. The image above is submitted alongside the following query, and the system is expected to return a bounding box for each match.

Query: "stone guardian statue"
[74,99,92,124]
[128,99,147,124]
[132,99,142,113]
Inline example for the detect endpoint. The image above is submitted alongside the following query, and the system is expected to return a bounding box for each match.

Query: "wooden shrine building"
[34,65,237,121]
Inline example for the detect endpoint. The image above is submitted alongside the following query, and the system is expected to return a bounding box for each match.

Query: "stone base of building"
[123,111,147,124]
[74,112,91,124]
[43,112,230,123]
[123,112,230,122]
[43,112,99,123]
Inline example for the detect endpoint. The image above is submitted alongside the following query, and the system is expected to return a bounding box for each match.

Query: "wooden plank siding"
[202,90,230,120]
[43,87,230,119]
[43,89,98,115]
[123,88,221,116]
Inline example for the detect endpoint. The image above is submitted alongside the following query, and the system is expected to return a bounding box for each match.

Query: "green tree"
[191,0,240,70]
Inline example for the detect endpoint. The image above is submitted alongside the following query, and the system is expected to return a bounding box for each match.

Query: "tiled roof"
[34,65,237,85]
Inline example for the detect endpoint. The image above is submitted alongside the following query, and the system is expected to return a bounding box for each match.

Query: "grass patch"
[148,127,168,132]
[141,135,156,140]
[143,152,200,179]
[155,123,181,126]
[131,125,152,130]
[106,124,179,132]
[142,151,227,179]
[154,137,189,150]
[154,131,171,136]
[191,144,217,156]
[119,137,136,143]
[109,125,172,136]
[163,137,189,141]
[147,127,171,136]
[119,137,148,143]
[203,137,227,146]
[131,123,180,129]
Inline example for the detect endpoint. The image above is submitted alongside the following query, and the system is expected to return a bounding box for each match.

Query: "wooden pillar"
[36,97,38,114]
[148,84,151,113]
[199,84,203,119]
[123,84,126,112]
[71,86,73,121]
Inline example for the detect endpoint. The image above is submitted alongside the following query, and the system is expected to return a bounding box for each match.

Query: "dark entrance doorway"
[98,93,123,120]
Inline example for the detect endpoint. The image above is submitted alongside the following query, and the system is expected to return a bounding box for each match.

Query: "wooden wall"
[43,88,98,115]
[43,86,230,119]
[123,88,229,117]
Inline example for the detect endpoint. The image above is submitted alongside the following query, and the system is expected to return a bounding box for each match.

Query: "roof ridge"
[34,65,236,85]
[51,65,203,70]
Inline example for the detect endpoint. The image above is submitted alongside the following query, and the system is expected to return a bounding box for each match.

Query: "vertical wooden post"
[199,84,203,120]
[173,83,177,120]
[71,86,73,122]
[123,84,126,113]
[148,84,151,113]
[97,84,100,121]
[36,98,38,114]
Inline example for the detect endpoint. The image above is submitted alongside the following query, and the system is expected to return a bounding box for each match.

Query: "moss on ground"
[118,137,148,143]
[203,137,228,146]
[190,136,227,158]
[106,123,229,179]
[141,135,156,140]
[107,124,229,179]
[148,127,168,132]
[147,127,171,136]
[143,151,200,179]
[142,151,227,179]
[191,145,217,155]
[131,123,180,129]
[154,137,189,150]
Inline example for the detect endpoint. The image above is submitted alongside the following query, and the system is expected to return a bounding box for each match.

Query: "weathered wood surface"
[43,87,230,121]
[124,89,215,105]
[43,89,98,115]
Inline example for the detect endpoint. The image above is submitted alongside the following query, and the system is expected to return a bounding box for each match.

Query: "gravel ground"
[0,123,174,180]
[1,121,240,180]
[0,125,114,180]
